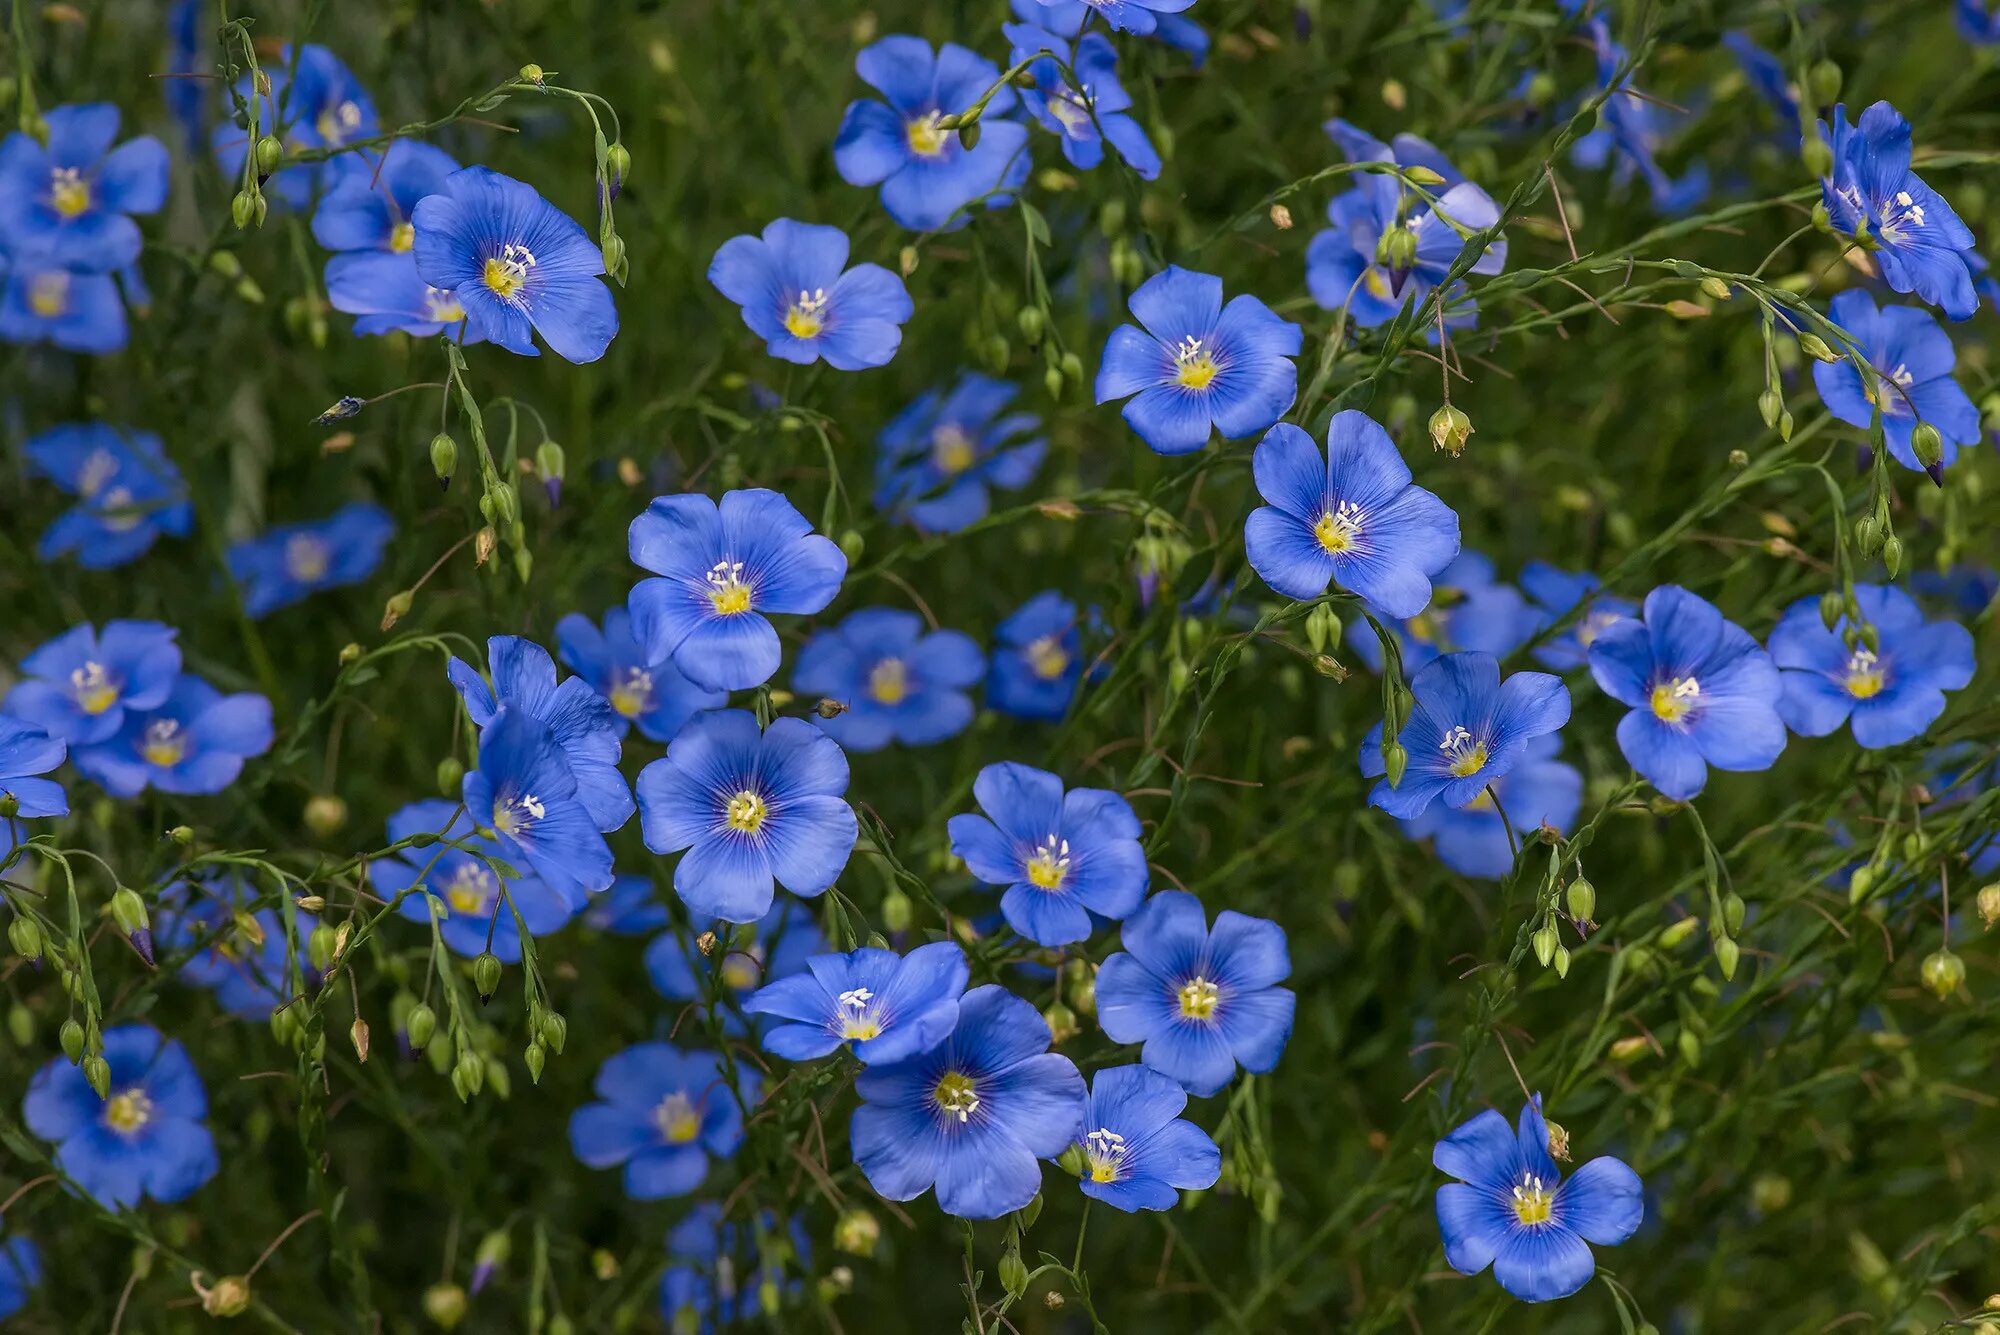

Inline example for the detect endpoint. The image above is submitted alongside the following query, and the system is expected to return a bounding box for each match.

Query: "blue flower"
[157,875,319,1018]
[0,104,169,271]
[225,502,395,618]
[659,1205,808,1331]
[1911,565,1998,619]
[568,1044,757,1200]
[1359,651,1571,820]
[325,250,484,341]
[874,372,1046,533]
[164,0,208,150]
[1722,33,1799,133]
[1029,0,1195,37]
[1768,584,1975,750]
[637,710,858,923]
[1434,1094,1643,1303]
[1395,735,1583,879]
[374,799,580,960]
[1963,0,2000,43]
[1344,551,1539,673]
[834,37,1033,233]
[448,635,635,835]
[1813,290,1981,478]
[1244,411,1460,617]
[311,139,459,253]
[1571,21,1708,214]
[463,708,616,904]
[1819,101,1979,320]
[1587,585,1787,801]
[626,489,847,693]
[0,1228,36,1321]
[793,608,983,752]
[1004,26,1160,180]
[23,423,191,568]
[708,218,913,370]
[212,44,376,210]
[0,719,66,819]
[1074,1063,1221,1212]
[988,590,1084,722]
[1012,0,1207,61]
[747,939,969,1064]
[583,873,670,935]
[1305,122,1507,328]
[646,898,827,1029]
[73,673,272,798]
[555,606,726,743]
[1519,562,1636,672]
[1095,265,1302,455]
[3,620,180,747]
[412,166,618,362]
[851,984,1085,1218]
[1095,891,1294,1097]
[0,261,126,353]
[948,762,1149,946]
[23,1023,219,1209]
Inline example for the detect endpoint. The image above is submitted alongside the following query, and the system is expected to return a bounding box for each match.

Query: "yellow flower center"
[1845,649,1884,699]
[866,658,910,706]
[388,221,416,253]
[1363,267,1393,299]
[1650,675,1701,724]
[425,288,466,324]
[654,1091,701,1144]
[725,789,767,834]
[1438,724,1488,778]
[285,534,330,583]
[29,272,68,317]
[1511,1174,1555,1226]
[1025,834,1070,890]
[140,719,186,768]
[483,243,538,300]
[493,792,546,838]
[705,559,752,615]
[444,862,494,916]
[933,1071,980,1123]
[70,660,120,714]
[783,287,829,339]
[906,113,950,157]
[721,949,763,991]
[1315,501,1364,554]
[1178,975,1220,1020]
[1084,1127,1128,1183]
[1861,361,1916,416]
[316,99,365,146]
[1027,635,1070,681]
[608,667,654,718]
[1172,335,1219,391]
[932,424,977,475]
[49,167,91,218]
[105,1088,154,1133]
[837,986,880,1040]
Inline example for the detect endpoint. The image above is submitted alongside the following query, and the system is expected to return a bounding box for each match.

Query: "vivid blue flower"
[1434,1095,1643,1303]
[1962,0,2000,42]
[1571,21,1708,214]
[225,502,395,618]
[988,590,1084,722]
[874,372,1046,533]
[1768,584,1975,750]
[1722,33,1799,133]
[1358,651,1571,820]
[0,104,169,271]
[1345,551,1540,673]
[626,488,847,693]
[463,709,617,904]
[156,876,319,1018]
[833,37,1033,233]
[1095,265,1302,455]
[1029,0,1194,37]
[1587,585,1787,801]
[1095,890,1294,1097]
[3,620,180,747]
[448,635,634,835]
[212,44,377,210]
[1013,0,1207,62]
[1004,25,1160,180]
[1244,410,1460,618]
[1519,562,1636,672]
[646,898,827,1028]
[325,250,484,341]
[1305,122,1508,328]
[637,710,858,923]
[73,673,272,798]
[555,606,726,743]
[311,139,459,253]
[0,1227,36,1321]
[793,608,983,752]
[374,799,580,959]
[23,423,191,568]
[1812,290,1981,478]
[0,719,66,819]
[23,1023,219,1209]
[1074,1063,1221,1212]
[1819,101,1979,320]
[412,166,618,362]
[568,1044,756,1200]
[948,762,1149,946]
[851,983,1085,1218]
[583,873,671,935]
[747,939,970,1064]
[0,261,126,353]
[708,218,913,370]
[1393,734,1583,879]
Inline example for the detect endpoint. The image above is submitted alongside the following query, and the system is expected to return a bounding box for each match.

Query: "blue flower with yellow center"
[708,218,913,369]
[1819,100,1978,319]
[73,673,271,799]
[1571,20,1708,216]
[874,372,1047,533]
[987,590,1085,722]
[23,1023,219,1209]
[23,423,193,569]
[4,620,179,747]
[0,102,169,272]
[793,607,984,752]
[1394,734,1583,880]
[747,939,969,1064]
[1073,1063,1221,1212]
[462,708,616,906]
[1812,290,1982,479]
[556,606,726,744]
[1519,562,1636,673]
[225,502,395,618]
[1360,651,1571,820]
[312,139,459,254]
[1769,583,1975,751]
[211,44,377,210]
[375,799,579,960]
[1005,24,1161,179]
[0,262,127,354]
[1344,551,1540,673]
[568,1044,757,1201]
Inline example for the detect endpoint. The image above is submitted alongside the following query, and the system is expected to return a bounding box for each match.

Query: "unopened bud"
[303,794,347,837]
[405,1002,436,1050]
[1533,922,1558,968]
[1269,203,1293,229]
[436,756,464,797]
[253,134,283,176]
[524,1041,546,1084]
[473,952,502,1002]
[1017,305,1045,343]
[1798,332,1839,363]
[60,1018,85,1061]
[536,440,566,507]
[1854,514,1882,559]
[998,1250,1028,1298]
[454,1049,484,1097]
[1714,936,1740,981]
[315,395,365,425]
[1803,136,1834,179]
[350,1017,370,1062]
[604,142,632,191]
[8,916,43,960]
[881,889,912,933]
[423,1281,468,1329]
[1543,1119,1570,1161]
[1566,876,1596,924]
[1699,275,1731,301]
[83,1054,111,1098]
[201,1274,252,1318]
[1920,947,1965,999]
[381,590,414,633]
[542,1010,567,1053]
[430,433,457,486]
[1311,654,1349,682]
[1881,533,1903,578]
[1976,883,2000,929]
[1658,916,1700,949]
[1382,740,1407,787]
[1911,422,1944,484]
[1428,404,1473,456]
[231,189,257,229]
[474,526,497,566]
[1608,1034,1651,1063]
[1757,388,1782,428]
[834,1208,881,1257]
[1807,58,1842,105]
[1042,1001,1077,1043]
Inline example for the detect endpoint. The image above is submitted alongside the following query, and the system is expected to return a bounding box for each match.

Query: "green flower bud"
[984,332,1011,374]
[1699,275,1732,301]
[430,432,458,486]
[881,888,912,933]
[1977,883,2000,929]
[998,1249,1029,1298]
[1533,922,1558,968]
[1911,422,1944,473]
[1676,1027,1701,1066]
[1722,892,1746,936]
[436,756,464,797]
[1016,305,1045,343]
[168,824,195,845]
[303,795,347,838]
[1751,1172,1792,1215]
[202,1275,252,1318]
[958,121,982,151]
[405,1002,437,1050]
[380,589,414,633]
[7,1003,31,1049]
[602,230,626,276]
[1807,59,1842,105]
[1714,936,1740,981]
[1427,404,1473,456]
[1565,876,1596,924]
[1803,136,1834,179]
[308,924,338,973]
[1798,332,1840,363]
[423,1281,468,1329]
[524,1041,546,1084]
[604,142,632,188]
[473,952,502,1002]
[1061,351,1084,385]
[1042,1001,1077,1043]
[1658,916,1700,949]
[1553,944,1572,978]
[542,1011,567,1053]
[1305,603,1342,653]
[1853,514,1882,558]
[84,1054,112,1099]
[1756,388,1781,428]
[9,915,43,960]
[454,1049,485,1097]
[60,1017,85,1061]
[1043,364,1065,401]
[488,481,520,528]
[254,134,283,175]
[1920,947,1965,999]
[231,189,257,229]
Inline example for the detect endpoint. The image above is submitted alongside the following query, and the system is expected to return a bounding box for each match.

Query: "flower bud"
[231,189,257,229]
[1920,947,1965,999]
[423,1281,468,1329]
[834,1208,881,1257]
[1042,1001,1077,1043]
[254,134,283,175]
[1061,351,1084,385]
[8,915,42,960]
[1608,1034,1651,1063]
[998,1249,1028,1298]
[84,1054,111,1098]
[1757,388,1781,428]
[1751,1172,1792,1214]
[315,395,366,425]
[112,887,154,966]
[308,923,338,973]
[168,823,196,845]
[488,482,520,528]
[474,526,497,566]
[1853,514,1881,558]
[1305,603,1342,653]
[1565,876,1596,924]
[405,1002,437,1050]
[1658,916,1700,949]
[430,432,457,487]
[1543,1118,1570,1161]
[454,1049,485,1096]
[60,1017,85,1061]
[536,440,566,507]
[470,1230,510,1296]
[1977,883,2000,929]
[541,1010,567,1054]
[473,952,502,1002]
[604,142,632,192]
[1798,332,1839,363]
[1714,936,1740,981]
[1911,422,1944,483]
[1803,136,1834,179]
[380,589,414,633]
[1427,404,1473,456]
[349,1017,371,1062]
[1699,275,1732,301]
[1268,202,1293,229]
[1043,364,1065,401]
[1016,304,1045,343]
[1553,944,1571,978]
[524,1041,546,1084]
[303,794,347,838]
[436,756,464,796]
[202,1274,252,1318]
[1382,739,1407,788]
[1722,892,1746,936]
[1676,1027,1701,1066]
[1807,58,1842,105]
[1533,922,1557,968]
[881,888,912,933]
[518,63,544,84]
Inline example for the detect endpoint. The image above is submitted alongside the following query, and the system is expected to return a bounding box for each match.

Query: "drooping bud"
[1305,603,1342,653]
[111,887,154,966]
[8,915,43,961]
[518,63,545,84]
[1658,916,1700,949]
[1911,422,1944,485]
[315,395,366,425]
[430,432,458,487]
[1920,947,1965,999]
[231,189,257,229]
[60,1017,85,1061]
[524,1041,546,1084]
[1798,332,1840,363]
[473,952,502,1002]
[1699,275,1732,301]
[604,142,632,195]
[998,1249,1029,1298]
[535,440,567,508]
[380,589,414,633]
[405,1002,437,1050]
[303,794,348,838]
[308,924,338,973]
[254,134,283,175]
[436,756,464,796]
[1807,58,1842,105]
[200,1274,252,1318]
[1042,1001,1078,1043]
[1565,876,1596,924]
[1802,136,1834,179]
[83,1054,111,1098]
[1714,936,1740,981]
[1977,883,2000,929]
[1882,534,1903,578]
[454,1049,485,1097]
[542,1011,567,1054]
[1757,388,1782,428]
[471,1229,511,1296]
[1427,404,1473,456]
[1608,1035,1651,1063]
[1533,922,1558,968]
[350,1017,371,1062]
[168,823,196,845]
[423,1281,468,1329]
[881,888,912,933]
[1723,892,1746,936]
[1383,740,1407,787]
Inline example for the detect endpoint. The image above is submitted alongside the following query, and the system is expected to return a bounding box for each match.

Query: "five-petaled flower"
[987,590,1085,722]
[375,800,580,960]
[874,372,1047,533]
[1812,290,1982,478]
[1520,562,1636,673]
[22,424,193,570]
[708,218,913,369]
[212,44,378,209]
[3,620,180,747]
[73,673,272,799]
[1073,1063,1221,1212]
[568,1043,756,1200]
[1005,25,1161,179]
[225,503,395,618]
[555,606,727,743]
[23,1024,220,1209]
[793,608,985,752]
[462,708,617,905]
[746,940,971,1065]
[0,103,169,272]
[1395,735,1583,880]
[1359,651,1572,820]
[1768,584,1975,750]
[1819,101,1980,320]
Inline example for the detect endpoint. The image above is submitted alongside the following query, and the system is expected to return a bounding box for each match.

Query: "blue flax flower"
[4,620,180,746]
[1096,265,1302,455]
[1723,33,1799,133]
[626,488,847,693]
[326,250,483,341]
[1096,891,1294,1096]
[583,874,670,935]
[375,800,579,960]
[1345,551,1539,673]
[1813,290,1981,478]
[793,608,983,752]
[874,373,1046,533]
[1359,651,1571,820]
[0,720,66,819]
[1005,25,1160,179]
[73,673,272,798]
[1963,0,2000,42]
[1587,585,1786,801]
[23,1024,218,1208]
[1074,1063,1221,1212]
[1394,735,1582,879]
[1030,0,1194,37]
[851,984,1085,1218]
[156,876,319,1019]
[834,37,1032,233]
[948,762,1149,946]
[24,424,191,568]
[556,606,726,743]
[1244,411,1460,617]
[1520,562,1635,672]
[637,710,858,923]
[646,899,827,1028]
[0,261,126,353]
[225,502,394,618]
[1768,584,1975,750]
[164,0,207,149]
[568,1044,756,1200]
[660,1205,808,1331]
[0,1228,36,1321]
[1013,0,1207,61]
[708,218,913,369]
[463,709,616,904]
[988,590,1084,721]
[0,104,169,271]
[213,44,376,209]
[1571,21,1708,214]
[1820,102,1979,320]
[1434,1095,1643,1303]
[311,139,459,253]
[746,940,970,1064]
[412,166,618,362]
